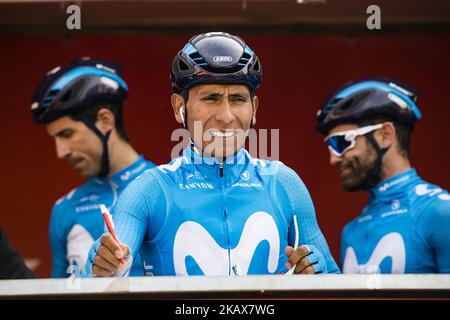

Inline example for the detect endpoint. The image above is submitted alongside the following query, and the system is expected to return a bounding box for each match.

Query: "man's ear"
[171,93,185,125]
[252,95,259,126]
[95,108,115,134]
[376,122,396,149]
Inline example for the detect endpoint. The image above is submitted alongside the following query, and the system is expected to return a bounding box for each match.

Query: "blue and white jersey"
[86,147,339,276]
[341,169,450,273]
[49,156,155,277]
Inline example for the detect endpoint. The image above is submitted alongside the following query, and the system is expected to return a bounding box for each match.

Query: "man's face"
[183,84,257,158]
[46,116,103,178]
[327,124,378,192]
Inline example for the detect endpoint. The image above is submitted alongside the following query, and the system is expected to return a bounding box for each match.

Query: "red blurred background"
[1,31,449,276]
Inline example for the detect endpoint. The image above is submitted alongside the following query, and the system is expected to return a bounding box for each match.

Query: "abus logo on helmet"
[213,56,233,63]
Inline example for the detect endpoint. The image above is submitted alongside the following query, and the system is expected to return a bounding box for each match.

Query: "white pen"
[285,213,299,275]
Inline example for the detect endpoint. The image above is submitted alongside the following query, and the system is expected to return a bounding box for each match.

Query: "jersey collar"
[183,145,248,181]
[369,168,419,201]
[97,155,148,187]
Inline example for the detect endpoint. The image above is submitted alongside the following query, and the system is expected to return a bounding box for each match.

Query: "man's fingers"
[294,256,309,273]
[286,245,310,269]
[100,233,123,258]
[285,246,294,257]
[295,245,310,258]
[92,263,113,277]
[299,266,315,274]
[94,255,118,273]
[97,246,121,267]
[294,256,313,274]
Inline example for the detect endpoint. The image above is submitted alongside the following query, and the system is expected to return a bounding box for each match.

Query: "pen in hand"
[99,204,127,265]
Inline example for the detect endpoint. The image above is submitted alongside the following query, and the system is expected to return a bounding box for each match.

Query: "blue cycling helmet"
[170,32,262,94]
[316,77,422,135]
[31,57,128,124]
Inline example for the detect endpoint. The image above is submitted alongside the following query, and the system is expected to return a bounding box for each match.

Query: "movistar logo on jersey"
[79,194,100,203]
[173,211,280,276]
[343,232,406,274]
[75,204,101,213]
[186,171,205,181]
[378,175,410,192]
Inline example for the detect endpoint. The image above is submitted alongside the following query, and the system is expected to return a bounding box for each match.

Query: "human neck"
[107,135,139,175]
[380,152,411,182]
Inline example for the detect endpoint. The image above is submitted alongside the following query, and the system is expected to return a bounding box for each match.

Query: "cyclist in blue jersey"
[86,32,339,277]
[316,77,450,273]
[31,58,156,277]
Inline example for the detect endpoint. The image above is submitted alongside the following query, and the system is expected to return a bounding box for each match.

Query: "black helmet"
[31,57,128,124]
[170,32,262,94]
[316,77,422,135]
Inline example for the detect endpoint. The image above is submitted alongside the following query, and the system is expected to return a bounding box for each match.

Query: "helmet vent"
[238,52,251,66]
[178,58,190,71]
[188,52,207,66]
[60,89,73,103]
[173,55,195,76]
[249,57,261,73]
[60,78,85,103]
[336,90,371,114]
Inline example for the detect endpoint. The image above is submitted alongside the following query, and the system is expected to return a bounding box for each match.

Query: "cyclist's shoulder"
[244,151,297,180]
[150,154,190,182]
[257,157,306,190]
[52,179,103,212]
[118,167,164,198]
[247,154,311,201]
[409,178,449,207]
[410,179,450,220]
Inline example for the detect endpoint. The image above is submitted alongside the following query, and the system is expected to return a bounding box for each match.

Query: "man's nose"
[329,148,342,166]
[55,139,71,159]
[214,101,234,125]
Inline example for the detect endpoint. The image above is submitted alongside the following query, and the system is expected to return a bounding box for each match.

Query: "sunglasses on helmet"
[324,124,383,157]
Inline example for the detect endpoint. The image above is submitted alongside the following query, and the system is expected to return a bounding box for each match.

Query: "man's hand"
[285,245,327,274]
[91,233,130,277]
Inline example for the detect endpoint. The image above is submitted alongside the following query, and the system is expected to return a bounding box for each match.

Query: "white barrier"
[1,274,450,298]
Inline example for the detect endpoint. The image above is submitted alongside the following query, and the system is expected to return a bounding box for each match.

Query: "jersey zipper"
[108,178,119,208]
[219,161,232,275]
[219,161,224,177]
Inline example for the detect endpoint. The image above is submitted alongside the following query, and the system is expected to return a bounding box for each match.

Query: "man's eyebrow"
[54,128,74,137]
[200,92,224,98]
[229,92,249,98]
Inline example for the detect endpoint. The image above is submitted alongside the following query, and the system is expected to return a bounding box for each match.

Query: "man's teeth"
[210,130,236,138]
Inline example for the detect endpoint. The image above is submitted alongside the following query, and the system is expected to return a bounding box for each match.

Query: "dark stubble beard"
[338,146,378,192]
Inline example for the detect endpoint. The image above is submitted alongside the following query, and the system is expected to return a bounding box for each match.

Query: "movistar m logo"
[343,232,406,274]
[173,211,280,275]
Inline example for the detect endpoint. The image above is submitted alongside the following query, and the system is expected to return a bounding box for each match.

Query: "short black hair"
[360,116,414,161]
[70,100,129,142]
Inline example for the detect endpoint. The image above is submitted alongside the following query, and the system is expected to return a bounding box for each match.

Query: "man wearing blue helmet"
[86,32,339,277]
[316,77,450,273]
[31,58,156,277]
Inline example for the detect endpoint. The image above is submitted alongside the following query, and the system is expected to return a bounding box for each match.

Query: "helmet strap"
[249,90,255,130]
[77,114,112,178]
[363,132,389,190]
[182,90,189,130]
